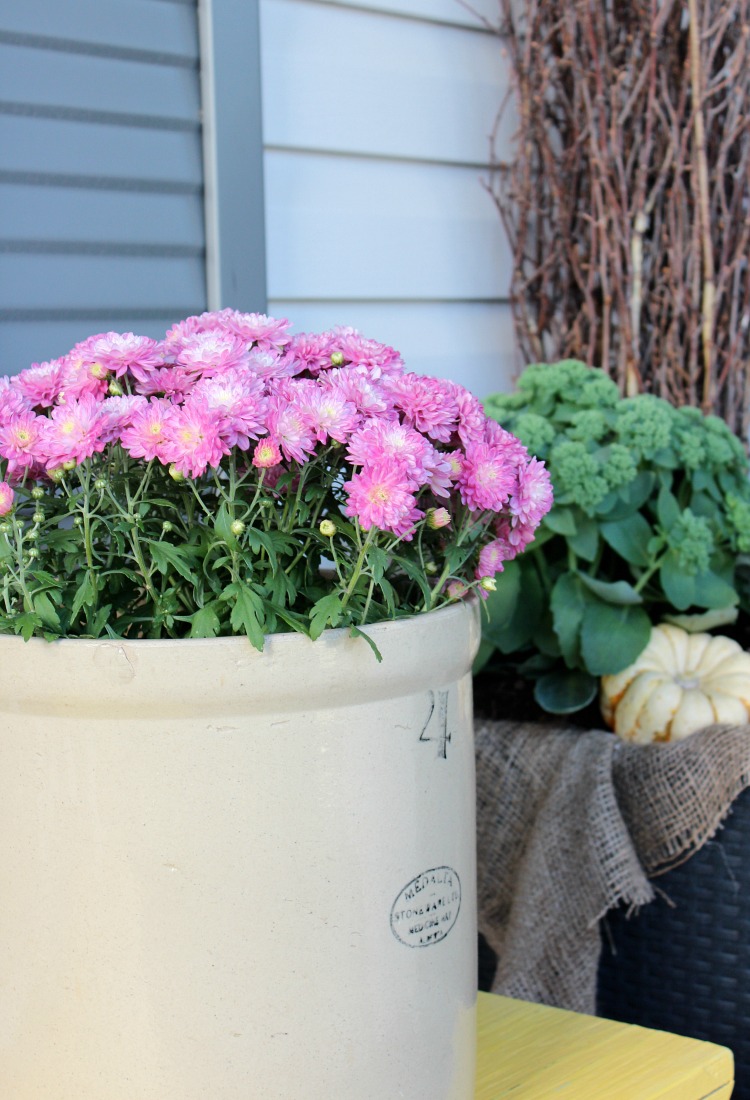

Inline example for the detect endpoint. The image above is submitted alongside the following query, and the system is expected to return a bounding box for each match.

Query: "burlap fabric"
[475,719,750,1014]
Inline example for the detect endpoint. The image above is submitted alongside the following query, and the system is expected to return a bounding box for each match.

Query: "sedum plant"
[0,311,551,648]
[480,360,750,713]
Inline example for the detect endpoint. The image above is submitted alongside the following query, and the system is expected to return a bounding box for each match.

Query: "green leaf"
[349,624,383,662]
[550,572,586,667]
[580,601,652,676]
[484,558,543,654]
[568,512,599,561]
[33,591,60,631]
[391,554,432,609]
[544,506,577,536]
[147,540,197,583]
[227,583,266,650]
[91,603,112,637]
[309,593,343,641]
[366,545,389,584]
[600,513,652,567]
[189,603,221,638]
[577,574,643,605]
[482,559,521,645]
[14,611,41,641]
[70,572,97,622]
[692,569,739,610]
[599,472,657,521]
[534,670,598,715]
[245,527,279,571]
[214,501,239,550]
[656,486,681,530]
[659,550,696,610]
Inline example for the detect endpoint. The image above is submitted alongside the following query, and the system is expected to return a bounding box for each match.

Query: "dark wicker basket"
[597,785,750,1099]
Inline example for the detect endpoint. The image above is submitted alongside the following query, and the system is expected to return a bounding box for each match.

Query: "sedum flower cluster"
[0,311,551,646]
[481,360,750,714]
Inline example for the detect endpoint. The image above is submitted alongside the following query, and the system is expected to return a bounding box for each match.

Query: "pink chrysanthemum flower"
[387,374,458,443]
[423,448,456,499]
[280,332,335,376]
[163,314,208,354]
[215,310,291,351]
[160,404,230,477]
[84,332,164,382]
[97,395,148,442]
[483,418,531,463]
[58,345,110,401]
[458,440,519,513]
[252,438,283,469]
[0,377,32,421]
[301,386,360,445]
[245,346,292,381]
[265,392,317,464]
[0,481,14,515]
[346,420,433,487]
[177,331,251,378]
[343,464,417,535]
[510,456,553,527]
[495,515,537,556]
[323,366,393,418]
[328,329,404,374]
[41,394,107,469]
[15,359,67,408]
[135,365,195,399]
[119,399,177,460]
[188,371,267,449]
[0,410,47,474]
[475,538,515,581]
[453,386,487,447]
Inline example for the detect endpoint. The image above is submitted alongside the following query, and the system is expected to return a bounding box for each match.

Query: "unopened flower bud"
[0,521,11,533]
[32,511,44,524]
[49,468,65,483]
[31,487,45,501]
[446,580,468,600]
[425,561,438,575]
[26,528,38,541]
[62,459,76,471]
[230,519,245,537]
[319,519,336,538]
[168,465,185,482]
[73,515,83,527]
[27,547,39,559]
[161,521,174,533]
[479,576,497,593]
[108,380,124,396]
[426,507,451,530]
[330,351,345,367]
[94,478,107,491]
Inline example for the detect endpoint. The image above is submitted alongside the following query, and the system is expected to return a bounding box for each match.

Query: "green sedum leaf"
[580,600,651,676]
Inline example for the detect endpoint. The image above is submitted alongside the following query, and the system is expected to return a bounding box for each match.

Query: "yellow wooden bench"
[476,991,734,1098]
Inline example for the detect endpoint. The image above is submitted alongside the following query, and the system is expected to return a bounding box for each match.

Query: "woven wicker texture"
[598,785,750,1100]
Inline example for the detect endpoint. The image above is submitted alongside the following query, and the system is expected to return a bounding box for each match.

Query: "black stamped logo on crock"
[390,866,461,948]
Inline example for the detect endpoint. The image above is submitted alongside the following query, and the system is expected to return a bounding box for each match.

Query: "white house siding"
[259,0,518,398]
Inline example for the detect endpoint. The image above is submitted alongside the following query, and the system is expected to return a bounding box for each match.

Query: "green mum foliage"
[481,361,750,714]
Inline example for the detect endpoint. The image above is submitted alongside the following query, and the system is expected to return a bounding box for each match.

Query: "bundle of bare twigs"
[489,0,750,440]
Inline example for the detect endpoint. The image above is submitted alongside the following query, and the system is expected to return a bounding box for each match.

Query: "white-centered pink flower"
[0,410,47,474]
[119,399,177,460]
[40,394,107,469]
[0,481,13,515]
[343,464,418,535]
[84,332,164,381]
[159,404,230,478]
[16,359,67,408]
[177,331,251,378]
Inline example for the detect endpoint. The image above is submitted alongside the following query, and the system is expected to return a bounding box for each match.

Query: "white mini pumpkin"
[600,623,750,743]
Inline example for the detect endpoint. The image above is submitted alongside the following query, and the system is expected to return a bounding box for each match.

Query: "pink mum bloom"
[160,404,230,477]
[41,394,107,469]
[216,310,291,352]
[346,420,433,487]
[16,359,67,408]
[458,440,519,513]
[84,332,164,382]
[163,314,208,354]
[188,371,267,449]
[475,538,515,581]
[387,374,458,443]
[423,447,456,499]
[0,410,47,474]
[343,464,418,535]
[328,329,404,374]
[0,377,32,421]
[177,331,251,378]
[58,344,110,401]
[135,365,195,400]
[323,366,393,418]
[301,386,360,445]
[119,399,177,460]
[453,386,487,447]
[0,481,13,515]
[280,332,335,375]
[245,346,292,381]
[510,457,553,527]
[97,395,148,443]
[252,438,283,468]
[265,392,317,464]
[494,515,538,556]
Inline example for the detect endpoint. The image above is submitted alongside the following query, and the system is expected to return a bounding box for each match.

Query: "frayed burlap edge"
[475,719,750,1014]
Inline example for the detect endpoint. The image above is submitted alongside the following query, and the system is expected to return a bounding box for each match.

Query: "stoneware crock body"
[0,599,480,1099]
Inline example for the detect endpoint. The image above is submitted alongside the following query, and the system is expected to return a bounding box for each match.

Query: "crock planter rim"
[0,597,480,718]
